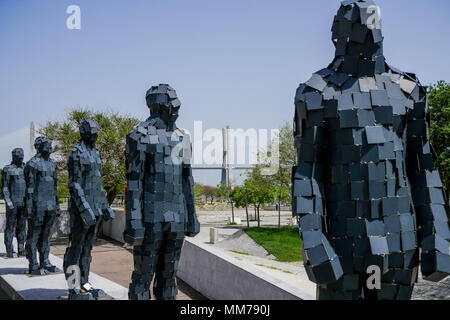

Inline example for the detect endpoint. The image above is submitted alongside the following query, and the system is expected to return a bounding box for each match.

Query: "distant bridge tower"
[220,126,233,187]
[30,121,35,156]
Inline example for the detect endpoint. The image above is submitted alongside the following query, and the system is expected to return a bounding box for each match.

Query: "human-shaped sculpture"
[2,148,27,258]
[63,119,115,300]
[292,0,450,300]
[25,136,60,275]
[124,84,200,300]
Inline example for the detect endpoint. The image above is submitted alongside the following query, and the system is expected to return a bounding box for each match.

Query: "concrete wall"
[99,214,313,300]
[0,208,124,240]
[0,211,70,239]
[177,238,314,300]
[101,208,125,242]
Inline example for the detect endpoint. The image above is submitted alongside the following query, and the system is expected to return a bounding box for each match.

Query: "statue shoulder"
[127,121,150,142]
[25,157,38,169]
[2,164,12,173]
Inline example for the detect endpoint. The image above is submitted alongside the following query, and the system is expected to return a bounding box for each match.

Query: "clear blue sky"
[1,0,449,185]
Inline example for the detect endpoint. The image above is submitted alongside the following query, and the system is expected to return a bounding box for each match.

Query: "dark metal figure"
[63,119,115,300]
[292,0,449,300]
[25,137,61,275]
[2,148,27,257]
[124,84,200,300]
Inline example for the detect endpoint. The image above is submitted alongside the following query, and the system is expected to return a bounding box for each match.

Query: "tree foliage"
[428,81,450,197]
[239,121,296,226]
[194,183,204,204]
[203,185,215,204]
[39,108,140,204]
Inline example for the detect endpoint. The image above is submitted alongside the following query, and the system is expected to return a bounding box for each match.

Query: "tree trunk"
[107,188,118,206]
[257,205,260,227]
[278,196,281,228]
[231,201,235,223]
[244,192,249,228]
[254,205,257,221]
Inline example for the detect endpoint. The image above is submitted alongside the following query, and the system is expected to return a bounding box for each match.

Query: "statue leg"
[4,208,17,257]
[63,213,87,280]
[129,225,163,300]
[38,211,58,272]
[26,217,42,273]
[153,228,185,300]
[79,218,100,286]
[64,213,93,299]
[16,206,27,256]
[316,273,363,300]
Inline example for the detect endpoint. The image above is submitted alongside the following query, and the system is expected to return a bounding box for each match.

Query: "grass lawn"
[243,227,303,262]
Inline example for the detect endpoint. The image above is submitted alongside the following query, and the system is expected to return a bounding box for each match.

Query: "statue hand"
[102,207,115,221]
[80,208,96,228]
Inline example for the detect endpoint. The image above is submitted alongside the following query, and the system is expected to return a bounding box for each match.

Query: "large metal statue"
[124,84,200,300]
[292,0,450,300]
[2,148,27,258]
[63,119,115,300]
[25,136,61,275]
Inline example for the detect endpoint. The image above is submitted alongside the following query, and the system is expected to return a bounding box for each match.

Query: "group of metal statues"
[1,0,449,301]
[2,84,199,300]
[3,138,61,276]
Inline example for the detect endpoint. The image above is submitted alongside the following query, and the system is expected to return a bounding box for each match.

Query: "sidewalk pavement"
[0,233,128,300]
[50,237,206,300]
[0,233,205,300]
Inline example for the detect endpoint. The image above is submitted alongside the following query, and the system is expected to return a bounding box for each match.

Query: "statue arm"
[53,166,60,216]
[98,152,115,221]
[183,163,200,237]
[123,134,145,245]
[406,88,450,281]
[68,150,96,227]
[181,133,200,237]
[292,87,343,285]
[24,163,36,217]
[2,168,13,210]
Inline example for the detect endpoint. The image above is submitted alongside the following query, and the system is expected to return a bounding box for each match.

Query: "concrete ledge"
[0,233,128,300]
[177,237,315,300]
[101,216,315,300]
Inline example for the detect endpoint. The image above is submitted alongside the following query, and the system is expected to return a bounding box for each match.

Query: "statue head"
[80,119,100,146]
[331,0,385,72]
[11,148,24,165]
[145,84,181,128]
[34,136,53,158]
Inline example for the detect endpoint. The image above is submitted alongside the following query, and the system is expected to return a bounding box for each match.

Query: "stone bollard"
[210,228,218,244]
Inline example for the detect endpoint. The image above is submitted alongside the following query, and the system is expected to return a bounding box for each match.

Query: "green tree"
[244,171,275,227]
[428,81,450,198]
[216,183,236,221]
[203,185,215,204]
[194,183,204,204]
[245,121,296,227]
[39,108,140,205]
[230,185,251,227]
[269,122,296,226]
[214,184,229,203]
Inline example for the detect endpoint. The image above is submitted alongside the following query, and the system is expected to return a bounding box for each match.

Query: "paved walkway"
[50,237,206,300]
[0,233,128,300]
